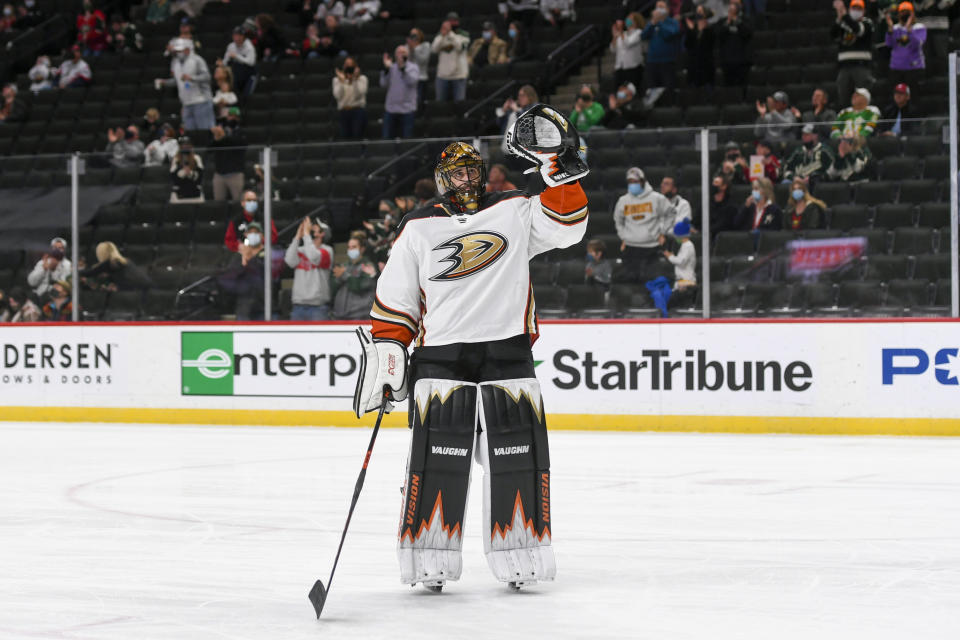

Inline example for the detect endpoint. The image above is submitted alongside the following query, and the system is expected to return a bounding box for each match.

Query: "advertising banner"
[1,321,958,435]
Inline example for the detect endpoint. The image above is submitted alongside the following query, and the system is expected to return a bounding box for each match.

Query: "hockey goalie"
[353,104,589,592]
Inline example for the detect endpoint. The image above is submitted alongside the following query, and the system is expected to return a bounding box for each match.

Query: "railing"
[541,24,603,93]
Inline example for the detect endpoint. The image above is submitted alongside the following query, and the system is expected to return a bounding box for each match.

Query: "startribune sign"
[180,331,358,397]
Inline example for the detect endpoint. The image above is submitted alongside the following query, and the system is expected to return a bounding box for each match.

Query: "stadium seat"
[916,203,949,228]
[565,284,609,317]
[891,227,934,255]
[799,282,837,312]
[872,203,913,229]
[879,156,919,180]
[863,254,910,281]
[530,262,556,286]
[912,254,951,281]
[854,182,897,206]
[714,231,755,256]
[556,259,586,286]
[885,279,931,309]
[922,156,949,181]
[532,285,567,317]
[814,182,851,206]
[829,204,871,230]
[898,179,939,204]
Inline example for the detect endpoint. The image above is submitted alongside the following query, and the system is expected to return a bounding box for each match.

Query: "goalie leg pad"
[477,378,556,583]
[398,378,477,585]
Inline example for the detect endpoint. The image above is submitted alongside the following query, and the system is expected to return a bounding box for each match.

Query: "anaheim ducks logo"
[542,106,568,132]
[430,231,508,281]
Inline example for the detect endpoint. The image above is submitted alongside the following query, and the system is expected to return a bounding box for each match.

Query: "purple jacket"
[886,24,926,71]
[380,61,419,114]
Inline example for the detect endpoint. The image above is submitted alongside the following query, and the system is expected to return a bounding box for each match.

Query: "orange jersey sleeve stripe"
[371,319,416,345]
[539,181,588,215]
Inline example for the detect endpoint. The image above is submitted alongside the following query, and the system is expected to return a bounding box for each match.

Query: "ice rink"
[1,422,958,640]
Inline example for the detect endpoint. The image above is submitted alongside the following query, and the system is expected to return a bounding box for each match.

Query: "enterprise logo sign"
[180,331,357,397]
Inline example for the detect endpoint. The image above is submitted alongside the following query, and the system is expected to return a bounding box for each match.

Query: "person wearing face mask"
[363,203,399,265]
[144,123,180,167]
[734,177,783,233]
[331,231,378,320]
[333,56,369,139]
[684,6,716,89]
[155,39,216,131]
[75,0,107,55]
[105,125,145,168]
[169,136,205,203]
[832,0,875,109]
[28,55,53,92]
[224,190,279,251]
[107,14,143,54]
[785,179,827,231]
[41,280,74,322]
[718,141,750,185]
[610,13,645,90]
[381,44,420,138]
[782,124,836,184]
[210,108,248,201]
[660,175,695,231]
[641,1,681,89]
[569,84,605,132]
[614,167,676,283]
[2,287,42,323]
[15,0,46,30]
[885,2,927,86]
[584,238,613,289]
[285,217,334,321]
[708,173,739,237]
[716,0,753,89]
[468,21,508,69]
[505,20,529,62]
[57,45,93,89]
[406,28,431,109]
[432,16,470,103]
[496,84,538,155]
[219,223,266,320]
[600,82,643,129]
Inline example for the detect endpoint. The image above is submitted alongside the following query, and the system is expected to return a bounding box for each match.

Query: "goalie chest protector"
[371,184,588,348]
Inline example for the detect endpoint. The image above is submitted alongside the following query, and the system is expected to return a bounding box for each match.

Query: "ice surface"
[1,422,959,639]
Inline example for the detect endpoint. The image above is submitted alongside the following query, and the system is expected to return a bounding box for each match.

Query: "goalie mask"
[505,103,589,188]
[435,142,486,213]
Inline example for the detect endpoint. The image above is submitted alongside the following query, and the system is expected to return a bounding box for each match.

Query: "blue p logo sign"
[881,348,929,384]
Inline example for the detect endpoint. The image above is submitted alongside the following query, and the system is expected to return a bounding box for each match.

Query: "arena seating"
[0,0,954,320]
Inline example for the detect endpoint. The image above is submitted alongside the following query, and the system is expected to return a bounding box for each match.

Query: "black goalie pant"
[397,335,556,584]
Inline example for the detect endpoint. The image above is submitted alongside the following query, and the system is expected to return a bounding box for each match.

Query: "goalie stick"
[308,392,390,619]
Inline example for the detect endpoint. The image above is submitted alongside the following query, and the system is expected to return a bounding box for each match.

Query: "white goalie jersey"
[370,182,589,347]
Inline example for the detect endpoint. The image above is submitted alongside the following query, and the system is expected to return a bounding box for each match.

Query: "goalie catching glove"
[505,102,589,188]
[352,327,408,418]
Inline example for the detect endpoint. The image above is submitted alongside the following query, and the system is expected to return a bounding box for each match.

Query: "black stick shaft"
[321,398,388,604]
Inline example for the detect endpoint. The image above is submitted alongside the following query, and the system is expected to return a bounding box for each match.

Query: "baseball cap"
[898,1,914,12]
[247,221,263,232]
[850,0,865,7]
[623,82,637,95]
[626,167,645,182]
[723,140,740,151]
[894,82,911,96]
[772,90,789,104]
[801,123,816,134]
[50,236,68,250]
[854,87,871,102]
[313,219,331,236]
[54,279,71,294]
[482,20,495,30]
[446,11,459,20]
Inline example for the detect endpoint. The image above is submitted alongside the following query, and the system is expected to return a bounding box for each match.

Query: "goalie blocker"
[398,336,555,587]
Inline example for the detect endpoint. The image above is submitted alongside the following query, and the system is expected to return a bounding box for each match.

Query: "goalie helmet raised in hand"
[505,103,589,188]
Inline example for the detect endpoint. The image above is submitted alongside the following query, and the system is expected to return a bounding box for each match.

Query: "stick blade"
[308,580,327,618]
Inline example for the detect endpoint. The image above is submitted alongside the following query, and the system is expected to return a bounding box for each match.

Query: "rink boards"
[1,319,958,435]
